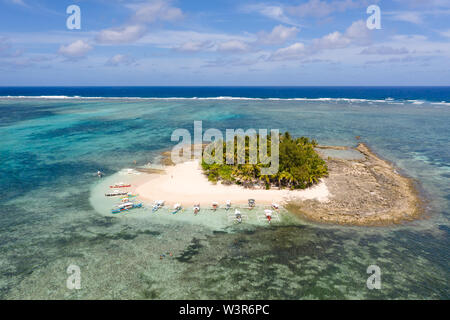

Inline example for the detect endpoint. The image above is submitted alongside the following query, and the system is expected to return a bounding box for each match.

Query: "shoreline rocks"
[286,143,424,226]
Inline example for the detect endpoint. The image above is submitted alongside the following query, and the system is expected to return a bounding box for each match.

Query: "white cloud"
[171,26,298,55]
[96,25,147,44]
[131,30,254,54]
[392,0,450,9]
[269,20,371,61]
[217,40,250,53]
[257,25,299,45]
[203,57,263,68]
[106,54,136,66]
[287,0,365,18]
[96,0,183,44]
[360,46,410,55]
[248,0,368,22]
[345,20,371,42]
[270,42,306,61]
[313,20,370,50]
[131,0,183,24]
[288,0,333,18]
[313,31,351,50]
[0,36,23,57]
[175,41,214,52]
[391,34,428,42]
[10,0,27,6]
[58,40,92,59]
[0,37,11,53]
[440,29,450,38]
[365,55,435,65]
[387,11,423,24]
[241,4,300,26]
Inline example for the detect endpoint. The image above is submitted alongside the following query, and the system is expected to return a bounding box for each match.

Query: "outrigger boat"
[172,203,182,214]
[248,199,256,209]
[235,209,242,223]
[227,208,248,223]
[212,202,218,211]
[225,200,231,211]
[193,203,200,215]
[105,190,128,197]
[109,182,131,188]
[271,203,280,211]
[264,209,273,224]
[152,200,165,212]
[111,201,143,214]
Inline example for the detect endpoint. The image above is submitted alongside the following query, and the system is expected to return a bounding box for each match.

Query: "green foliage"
[201,132,328,189]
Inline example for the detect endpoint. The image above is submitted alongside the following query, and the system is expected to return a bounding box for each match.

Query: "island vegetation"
[201,132,328,189]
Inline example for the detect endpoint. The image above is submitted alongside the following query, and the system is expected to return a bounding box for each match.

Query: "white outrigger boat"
[264,209,273,224]
[111,201,143,214]
[227,208,248,223]
[172,203,182,214]
[193,203,200,215]
[235,209,242,223]
[109,182,131,189]
[271,203,280,211]
[105,190,128,197]
[257,209,281,224]
[152,200,165,212]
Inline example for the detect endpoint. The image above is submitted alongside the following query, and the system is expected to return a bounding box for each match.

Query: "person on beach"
[97,170,103,178]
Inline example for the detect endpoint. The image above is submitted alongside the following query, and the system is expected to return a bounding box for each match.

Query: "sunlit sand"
[135,160,330,207]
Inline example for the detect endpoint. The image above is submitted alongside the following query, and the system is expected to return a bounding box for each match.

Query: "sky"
[0,0,449,86]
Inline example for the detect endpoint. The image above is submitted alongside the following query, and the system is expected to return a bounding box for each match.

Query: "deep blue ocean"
[1,86,450,102]
[0,87,448,299]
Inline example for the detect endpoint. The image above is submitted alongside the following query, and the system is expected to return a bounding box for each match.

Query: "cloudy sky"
[1,0,449,86]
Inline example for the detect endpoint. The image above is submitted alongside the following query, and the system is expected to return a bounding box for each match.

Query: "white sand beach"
[135,160,330,207]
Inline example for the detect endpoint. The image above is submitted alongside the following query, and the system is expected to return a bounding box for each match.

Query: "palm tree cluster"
[201,132,328,189]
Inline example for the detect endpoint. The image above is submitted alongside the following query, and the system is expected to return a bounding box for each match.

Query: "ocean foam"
[1,95,447,104]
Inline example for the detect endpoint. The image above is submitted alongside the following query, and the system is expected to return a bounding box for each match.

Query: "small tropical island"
[120,132,423,226]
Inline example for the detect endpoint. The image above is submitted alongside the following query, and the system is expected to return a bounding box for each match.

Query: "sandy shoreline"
[135,160,330,207]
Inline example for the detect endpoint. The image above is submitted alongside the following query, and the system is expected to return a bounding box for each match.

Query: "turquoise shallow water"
[0,98,448,299]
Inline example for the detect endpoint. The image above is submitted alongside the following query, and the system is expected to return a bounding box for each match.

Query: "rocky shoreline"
[286,143,424,226]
